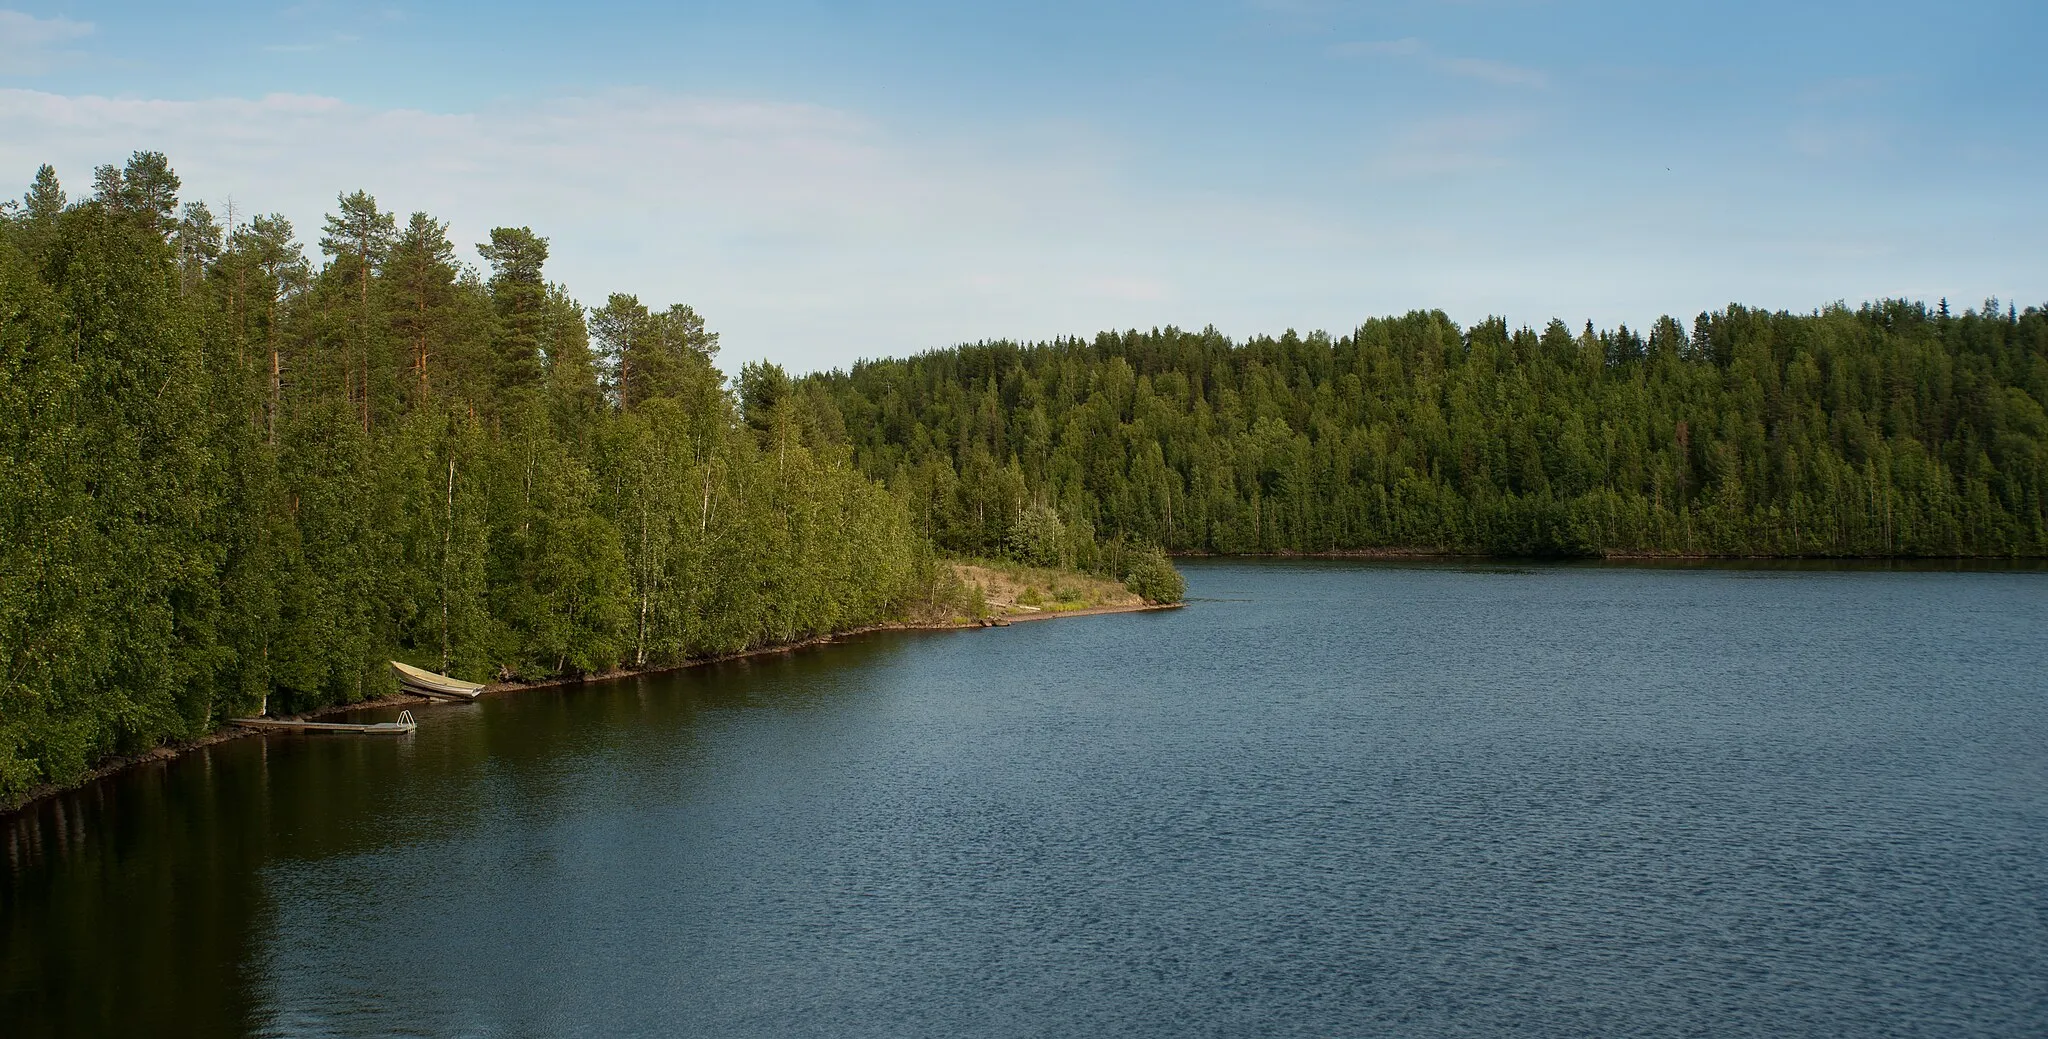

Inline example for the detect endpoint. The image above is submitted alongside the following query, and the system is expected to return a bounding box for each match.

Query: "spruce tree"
[23,164,63,222]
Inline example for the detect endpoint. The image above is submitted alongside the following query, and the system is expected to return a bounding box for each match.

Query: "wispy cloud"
[1786,77,1899,161]
[262,32,362,54]
[1084,275,1173,303]
[1794,76,1890,106]
[1331,37,1425,58]
[0,10,94,75]
[1367,111,1534,177]
[1440,57,1548,89]
[1786,121,1889,161]
[1332,37,1549,89]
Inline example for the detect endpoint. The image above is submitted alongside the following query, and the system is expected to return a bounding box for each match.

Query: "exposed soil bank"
[1,597,1179,820]
[950,561,1147,617]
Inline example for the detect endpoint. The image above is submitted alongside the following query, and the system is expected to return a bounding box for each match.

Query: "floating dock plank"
[232,710,416,735]
[400,685,474,703]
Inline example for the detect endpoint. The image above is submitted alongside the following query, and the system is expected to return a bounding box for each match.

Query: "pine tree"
[386,212,460,404]
[172,201,223,294]
[92,151,181,235]
[478,226,550,405]
[319,191,396,430]
[590,292,648,411]
[225,215,310,441]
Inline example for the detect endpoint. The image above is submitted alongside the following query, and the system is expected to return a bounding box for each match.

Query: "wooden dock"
[231,710,416,735]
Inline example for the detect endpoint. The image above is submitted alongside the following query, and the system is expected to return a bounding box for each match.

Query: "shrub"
[1122,546,1185,604]
[1006,503,1067,568]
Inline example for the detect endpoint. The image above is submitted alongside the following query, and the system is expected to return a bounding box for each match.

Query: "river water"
[5,561,2047,1037]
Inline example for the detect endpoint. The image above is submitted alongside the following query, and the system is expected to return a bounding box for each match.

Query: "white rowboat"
[390,660,487,701]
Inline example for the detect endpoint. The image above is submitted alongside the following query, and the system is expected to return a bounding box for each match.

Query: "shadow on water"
[5,570,2045,1038]
[0,632,920,1038]
[1176,554,2048,574]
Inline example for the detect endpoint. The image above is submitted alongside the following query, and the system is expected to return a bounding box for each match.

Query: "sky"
[2,1,2044,372]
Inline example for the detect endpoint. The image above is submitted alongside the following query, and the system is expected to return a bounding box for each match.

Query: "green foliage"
[591,295,722,415]
[807,308,2048,559]
[896,548,985,623]
[1006,502,1068,568]
[0,155,928,806]
[478,226,553,400]
[23,164,64,221]
[1121,545,1186,604]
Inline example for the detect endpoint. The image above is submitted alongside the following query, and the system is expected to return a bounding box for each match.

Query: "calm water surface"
[5,561,2048,1037]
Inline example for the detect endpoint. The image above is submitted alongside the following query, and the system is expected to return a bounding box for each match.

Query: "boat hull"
[390,661,487,700]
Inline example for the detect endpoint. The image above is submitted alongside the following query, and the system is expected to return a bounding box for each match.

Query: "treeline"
[803,301,2048,558]
[0,153,928,804]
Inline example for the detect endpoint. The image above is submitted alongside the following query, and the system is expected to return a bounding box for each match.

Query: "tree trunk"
[636,495,649,667]
[360,258,372,432]
[267,302,281,445]
[442,451,455,672]
[417,290,430,401]
[700,464,713,532]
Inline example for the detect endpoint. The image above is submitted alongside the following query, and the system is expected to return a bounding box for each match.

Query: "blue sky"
[3,1,2043,371]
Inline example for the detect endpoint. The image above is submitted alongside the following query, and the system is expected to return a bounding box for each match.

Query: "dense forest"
[5,150,2041,807]
[0,153,946,805]
[806,300,2048,559]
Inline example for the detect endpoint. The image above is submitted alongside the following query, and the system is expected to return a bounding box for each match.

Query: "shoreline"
[481,600,1182,697]
[1172,547,2048,562]
[0,600,1180,821]
[22,542,2032,816]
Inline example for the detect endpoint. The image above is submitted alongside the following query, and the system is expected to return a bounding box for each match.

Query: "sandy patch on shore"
[951,562,1144,617]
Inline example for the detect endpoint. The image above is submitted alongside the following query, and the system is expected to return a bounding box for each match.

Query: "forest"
[5,150,2043,808]
[0,153,952,806]
[805,298,2048,560]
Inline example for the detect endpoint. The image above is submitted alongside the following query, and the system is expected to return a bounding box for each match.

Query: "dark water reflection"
[5,562,2047,1037]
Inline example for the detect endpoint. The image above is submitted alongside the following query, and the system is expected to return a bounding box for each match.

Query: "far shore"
[1172,548,2047,563]
[21,548,2036,818]
[0,594,1179,821]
